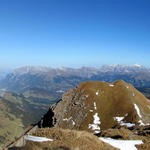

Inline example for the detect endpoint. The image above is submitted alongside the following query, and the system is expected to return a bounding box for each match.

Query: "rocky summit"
[39,80,150,134]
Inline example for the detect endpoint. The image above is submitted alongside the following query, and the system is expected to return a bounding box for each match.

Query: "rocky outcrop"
[39,88,88,130]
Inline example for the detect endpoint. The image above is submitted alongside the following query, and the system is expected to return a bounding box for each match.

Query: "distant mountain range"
[1,64,150,95]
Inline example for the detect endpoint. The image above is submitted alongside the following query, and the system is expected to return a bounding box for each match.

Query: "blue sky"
[0,0,150,69]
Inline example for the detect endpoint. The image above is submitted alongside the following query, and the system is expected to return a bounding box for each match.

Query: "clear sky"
[0,0,150,69]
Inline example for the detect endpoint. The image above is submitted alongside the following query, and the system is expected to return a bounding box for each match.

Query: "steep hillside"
[39,80,150,134]
[0,96,24,147]
[0,92,58,148]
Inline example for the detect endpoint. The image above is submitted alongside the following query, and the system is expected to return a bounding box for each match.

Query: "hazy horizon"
[0,63,149,72]
[0,0,150,69]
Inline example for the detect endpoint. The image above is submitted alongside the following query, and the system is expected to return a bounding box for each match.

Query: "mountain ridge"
[39,80,150,132]
[9,64,150,75]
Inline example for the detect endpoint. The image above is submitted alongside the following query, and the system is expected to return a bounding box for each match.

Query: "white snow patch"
[138,120,149,126]
[133,93,135,96]
[94,102,97,110]
[96,91,99,95]
[134,104,150,126]
[114,117,124,122]
[95,131,101,134]
[93,113,101,124]
[134,104,142,118]
[25,135,53,142]
[100,138,143,150]
[109,84,114,87]
[89,110,93,112]
[120,122,135,127]
[126,85,129,89]
[134,64,142,67]
[63,117,72,121]
[114,116,135,127]
[89,113,101,133]
[138,120,145,126]
[72,120,75,126]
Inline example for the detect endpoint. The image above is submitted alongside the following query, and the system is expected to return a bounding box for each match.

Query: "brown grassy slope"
[81,80,150,128]
[46,80,150,133]
[11,128,118,150]
[79,80,137,130]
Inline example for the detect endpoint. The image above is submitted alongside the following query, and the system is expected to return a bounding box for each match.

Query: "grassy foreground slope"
[10,128,119,150]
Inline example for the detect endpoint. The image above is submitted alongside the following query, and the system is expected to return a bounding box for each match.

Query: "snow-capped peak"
[134,64,142,67]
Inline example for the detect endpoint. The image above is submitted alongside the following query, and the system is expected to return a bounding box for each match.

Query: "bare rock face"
[39,88,88,130]
[39,80,150,134]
